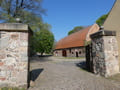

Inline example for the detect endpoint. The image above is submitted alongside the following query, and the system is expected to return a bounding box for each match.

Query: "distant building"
[54,24,100,57]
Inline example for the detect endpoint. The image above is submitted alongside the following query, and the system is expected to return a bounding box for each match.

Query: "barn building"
[54,24,100,57]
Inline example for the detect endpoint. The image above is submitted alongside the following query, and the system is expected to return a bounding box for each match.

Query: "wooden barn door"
[62,50,67,57]
[76,52,78,57]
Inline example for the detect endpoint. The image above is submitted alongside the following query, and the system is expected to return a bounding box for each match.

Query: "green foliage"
[84,41,91,46]
[0,0,46,32]
[0,0,55,55]
[68,26,84,35]
[96,14,108,26]
[0,0,45,23]
[31,29,54,55]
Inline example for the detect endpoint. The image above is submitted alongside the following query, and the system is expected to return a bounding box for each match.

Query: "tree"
[32,29,54,56]
[0,0,45,23]
[96,14,108,26]
[68,26,84,35]
[31,23,54,55]
[0,0,55,55]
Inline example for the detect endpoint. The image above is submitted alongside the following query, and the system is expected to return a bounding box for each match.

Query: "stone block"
[30,80,35,87]
[8,41,19,50]
[0,83,8,87]
[11,34,19,40]
[0,52,6,59]
[7,65,14,71]
[6,70,11,77]
[18,62,28,70]
[0,36,9,50]
[20,47,28,52]
[7,54,12,57]
[90,30,116,38]
[10,77,17,82]
[0,71,6,77]
[0,77,6,81]
[16,71,27,87]
[5,57,16,65]
[21,57,28,62]
[0,62,4,66]
[114,65,119,73]
[13,54,19,58]
[20,33,28,41]
[20,42,28,47]
[0,23,28,31]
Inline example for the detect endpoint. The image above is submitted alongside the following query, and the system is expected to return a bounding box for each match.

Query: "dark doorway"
[85,44,93,72]
[62,50,67,57]
[76,52,78,57]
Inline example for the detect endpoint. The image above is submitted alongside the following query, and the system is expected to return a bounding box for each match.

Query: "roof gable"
[55,24,99,50]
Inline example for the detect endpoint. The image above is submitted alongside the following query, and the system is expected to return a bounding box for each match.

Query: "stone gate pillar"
[90,30,119,77]
[0,23,32,88]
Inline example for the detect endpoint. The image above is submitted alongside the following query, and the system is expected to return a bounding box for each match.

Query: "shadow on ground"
[38,55,53,57]
[30,68,44,81]
[75,61,88,71]
[30,55,53,62]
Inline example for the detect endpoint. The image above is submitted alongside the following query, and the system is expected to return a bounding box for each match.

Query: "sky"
[42,0,116,41]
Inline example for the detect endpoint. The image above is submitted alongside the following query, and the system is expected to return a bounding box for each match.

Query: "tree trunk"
[41,52,43,56]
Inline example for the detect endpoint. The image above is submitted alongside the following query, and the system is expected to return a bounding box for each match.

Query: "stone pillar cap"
[0,23,29,31]
[90,30,116,38]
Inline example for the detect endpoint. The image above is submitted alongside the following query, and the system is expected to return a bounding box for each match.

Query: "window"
[72,52,74,54]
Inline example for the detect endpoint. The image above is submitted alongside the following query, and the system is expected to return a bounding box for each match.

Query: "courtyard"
[29,56,120,90]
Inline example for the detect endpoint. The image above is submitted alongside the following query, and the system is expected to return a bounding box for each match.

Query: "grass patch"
[58,57,85,59]
[0,87,26,90]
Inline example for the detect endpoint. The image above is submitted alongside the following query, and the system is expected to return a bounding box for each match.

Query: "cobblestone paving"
[29,56,120,90]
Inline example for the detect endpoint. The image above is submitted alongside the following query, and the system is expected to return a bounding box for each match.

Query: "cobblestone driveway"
[29,56,120,90]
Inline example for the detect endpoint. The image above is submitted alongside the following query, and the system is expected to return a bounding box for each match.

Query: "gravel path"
[28,56,120,90]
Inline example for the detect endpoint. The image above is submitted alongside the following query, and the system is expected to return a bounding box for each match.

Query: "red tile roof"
[55,26,92,49]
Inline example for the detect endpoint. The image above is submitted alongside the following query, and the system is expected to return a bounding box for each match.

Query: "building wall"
[86,24,99,42]
[103,0,120,66]
[54,47,85,57]
[0,24,30,88]
[54,50,62,57]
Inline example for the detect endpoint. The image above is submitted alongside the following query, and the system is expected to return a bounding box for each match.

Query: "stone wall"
[54,50,63,57]
[0,23,31,88]
[67,47,85,57]
[89,30,119,77]
[54,47,85,57]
